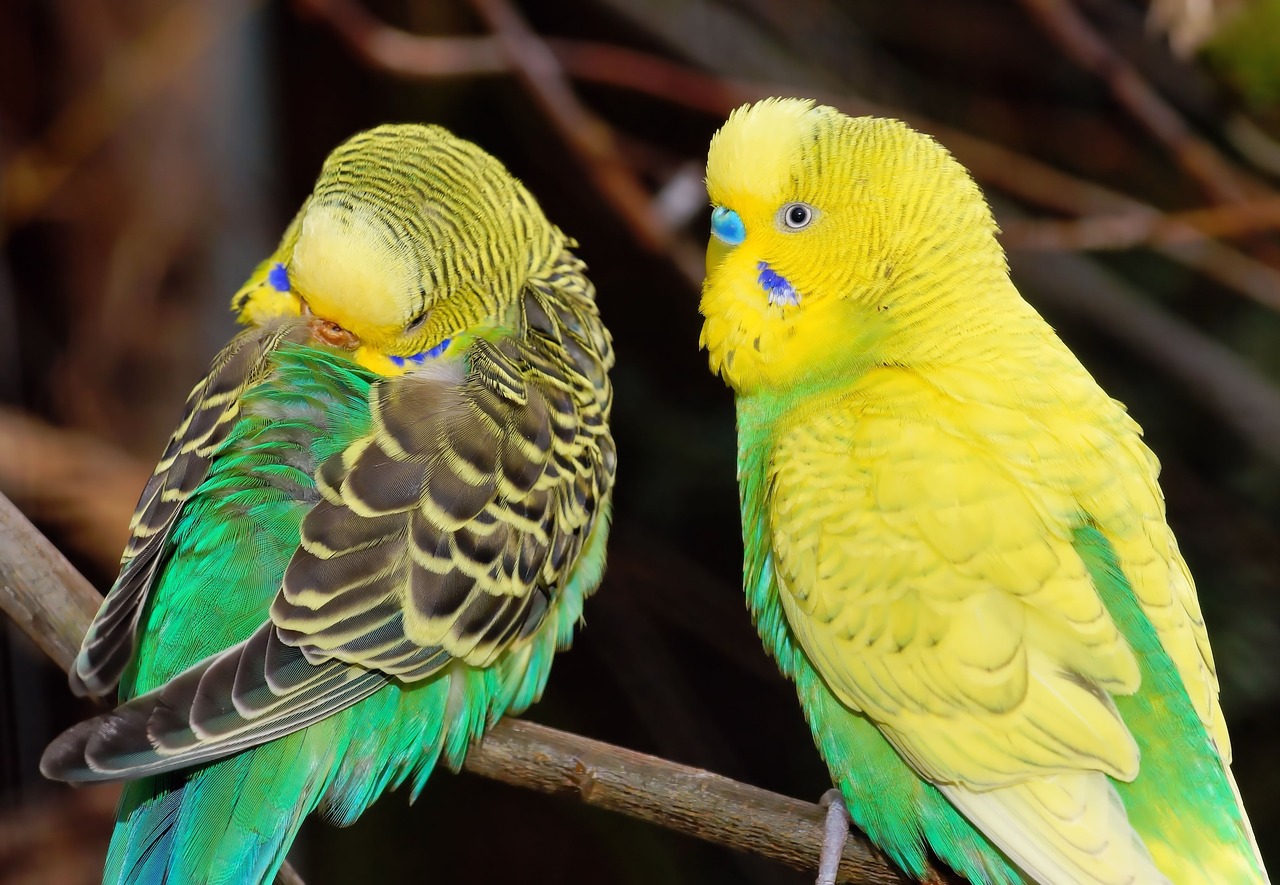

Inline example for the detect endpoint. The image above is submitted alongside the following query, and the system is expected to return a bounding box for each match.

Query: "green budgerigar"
[700,98,1267,884]
[42,124,616,884]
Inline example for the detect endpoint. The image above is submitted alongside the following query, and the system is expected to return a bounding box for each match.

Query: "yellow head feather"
[701,99,1014,397]
[233,124,569,374]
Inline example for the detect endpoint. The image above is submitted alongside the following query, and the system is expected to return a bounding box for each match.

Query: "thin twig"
[1016,0,1254,204]
[1001,196,1280,251]
[1003,223,1280,466]
[466,0,669,252]
[0,487,922,884]
[293,0,505,75]
[927,121,1280,313]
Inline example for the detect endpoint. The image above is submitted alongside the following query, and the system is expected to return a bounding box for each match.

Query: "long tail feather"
[42,623,386,783]
[104,727,337,885]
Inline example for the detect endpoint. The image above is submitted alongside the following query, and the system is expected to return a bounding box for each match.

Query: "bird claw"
[817,788,850,885]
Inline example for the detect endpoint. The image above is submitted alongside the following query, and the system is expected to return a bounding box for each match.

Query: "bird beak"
[300,301,360,350]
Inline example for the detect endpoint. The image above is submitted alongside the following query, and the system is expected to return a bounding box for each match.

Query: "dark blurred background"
[3,0,1280,882]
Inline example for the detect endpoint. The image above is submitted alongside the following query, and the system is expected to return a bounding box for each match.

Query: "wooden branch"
[468,720,911,885]
[0,486,921,884]
[0,490,103,674]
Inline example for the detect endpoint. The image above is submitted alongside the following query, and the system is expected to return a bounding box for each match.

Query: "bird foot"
[817,788,850,885]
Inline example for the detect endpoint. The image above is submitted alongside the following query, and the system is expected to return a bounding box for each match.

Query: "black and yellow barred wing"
[45,275,615,782]
[69,323,314,699]
[275,305,613,677]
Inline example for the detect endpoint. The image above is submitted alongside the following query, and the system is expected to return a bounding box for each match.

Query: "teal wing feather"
[99,333,377,883]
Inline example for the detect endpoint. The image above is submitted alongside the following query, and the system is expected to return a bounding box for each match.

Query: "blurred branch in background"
[294,0,1280,465]
[467,0,670,251]
[1018,0,1255,203]
[1002,197,1280,251]
[1005,231,1280,467]
[295,0,1280,300]
[0,0,260,234]
[295,0,710,284]
[0,420,929,885]
[0,408,149,570]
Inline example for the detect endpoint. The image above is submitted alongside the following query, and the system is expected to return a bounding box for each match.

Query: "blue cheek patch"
[423,337,451,359]
[711,206,746,246]
[268,262,291,292]
[391,337,452,368]
[757,261,800,307]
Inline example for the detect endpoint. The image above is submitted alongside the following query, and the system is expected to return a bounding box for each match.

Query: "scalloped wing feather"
[772,401,1143,791]
[45,283,615,784]
[43,623,388,781]
[939,774,1168,884]
[272,329,613,676]
[69,323,313,698]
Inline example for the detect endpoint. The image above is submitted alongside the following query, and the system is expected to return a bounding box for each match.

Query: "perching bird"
[41,124,616,884]
[699,98,1267,885]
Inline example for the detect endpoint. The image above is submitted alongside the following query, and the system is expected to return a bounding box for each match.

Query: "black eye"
[406,311,428,332]
[781,202,814,230]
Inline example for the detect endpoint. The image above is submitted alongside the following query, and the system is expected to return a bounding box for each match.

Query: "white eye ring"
[779,202,815,231]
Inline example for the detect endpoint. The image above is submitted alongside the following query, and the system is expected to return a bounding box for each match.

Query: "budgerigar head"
[234,124,567,374]
[700,98,1006,396]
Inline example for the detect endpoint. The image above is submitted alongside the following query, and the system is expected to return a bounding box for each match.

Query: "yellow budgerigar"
[700,98,1268,884]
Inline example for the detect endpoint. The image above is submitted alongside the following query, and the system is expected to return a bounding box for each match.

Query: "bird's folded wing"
[44,329,614,782]
[69,322,313,698]
[769,407,1175,881]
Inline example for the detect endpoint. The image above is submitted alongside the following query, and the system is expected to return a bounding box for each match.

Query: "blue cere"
[268,262,291,292]
[758,261,800,307]
[711,206,746,246]
[391,338,452,368]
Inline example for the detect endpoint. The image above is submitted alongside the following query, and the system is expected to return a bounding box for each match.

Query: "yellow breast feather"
[767,360,1228,882]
